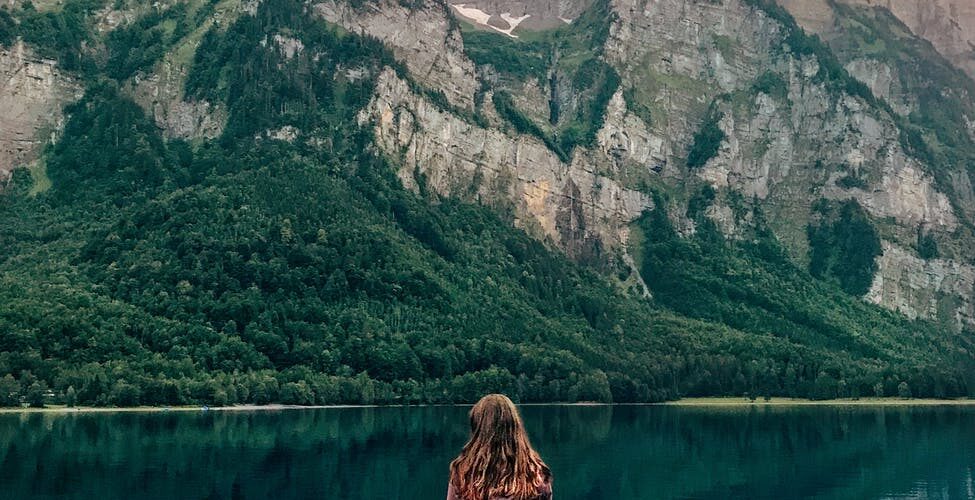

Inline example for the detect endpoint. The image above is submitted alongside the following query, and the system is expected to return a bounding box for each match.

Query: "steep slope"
[120,0,251,139]
[767,0,975,326]
[313,0,478,110]
[781,0,975,81]
[360,68,652,267]
[454,0,975,329]
[0,42,80,184]
[0,0,107,183]
[0,0,973,407]
[326,1,975,328]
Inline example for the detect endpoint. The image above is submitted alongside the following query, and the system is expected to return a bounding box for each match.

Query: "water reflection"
[0,405,972,499]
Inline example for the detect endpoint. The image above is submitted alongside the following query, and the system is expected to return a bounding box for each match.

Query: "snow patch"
[452,3,492,25]
[499,12,531,35]
[451,4,530,38]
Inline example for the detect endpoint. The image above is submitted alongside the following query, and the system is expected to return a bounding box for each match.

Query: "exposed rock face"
[360,68,651,263]
[775,0,836,33]
[271,34,304,59]
[129,60,226,140]
[313,0,479,110]
[605,0,776,89]
[341,0,971,327]
[596,89,669,173]
[846,0,975,80]
[93,1,185,35]
[604,0,778,168]
[706,75,956,233]
[1,0,59,9]
[94,5,139,34]
[843,58,914,115]
[0,41,81,183]
[599,0,967,324]
[124,0,250,139]
[780,0,975,82]
[259,125,299,143]
[606,0,954,227]
[868,242,975,328]
[777,0,975,227]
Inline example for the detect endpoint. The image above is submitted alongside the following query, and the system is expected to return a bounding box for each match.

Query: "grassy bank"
[664,397,975,407]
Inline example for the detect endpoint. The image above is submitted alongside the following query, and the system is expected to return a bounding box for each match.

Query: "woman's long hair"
[449,394,550,500]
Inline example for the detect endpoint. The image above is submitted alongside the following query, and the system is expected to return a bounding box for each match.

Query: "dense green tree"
[0,9,15,46]
[687,104,726,168]
[917,228,940,260]
[808,199,882,296]
[25,380,48,408]
[0,374,20,406]
[12,0,103,71]
[898,381,912,399]
[573,370,613,403]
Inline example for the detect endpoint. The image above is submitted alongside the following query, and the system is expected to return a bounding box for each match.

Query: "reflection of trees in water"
[0,408,472,499]
[0,407,972,499]
[523,405,614,446]
[539,406,975,499]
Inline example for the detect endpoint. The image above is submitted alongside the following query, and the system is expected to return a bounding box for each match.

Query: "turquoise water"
[0,405,973,499]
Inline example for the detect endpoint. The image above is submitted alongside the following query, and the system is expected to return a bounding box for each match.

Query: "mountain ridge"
[0,0,973,406]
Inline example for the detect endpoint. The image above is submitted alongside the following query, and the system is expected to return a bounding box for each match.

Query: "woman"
[447,394,553,500]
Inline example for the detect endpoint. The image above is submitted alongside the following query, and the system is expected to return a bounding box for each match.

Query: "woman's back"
[447,394,553,500]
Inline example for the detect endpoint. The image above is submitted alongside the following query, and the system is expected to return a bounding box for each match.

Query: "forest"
[0,0,972,408]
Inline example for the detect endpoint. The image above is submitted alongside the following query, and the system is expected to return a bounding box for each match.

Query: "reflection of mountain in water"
[0,406,973,499]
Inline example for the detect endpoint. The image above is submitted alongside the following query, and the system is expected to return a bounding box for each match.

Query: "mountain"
[783,0,975,81]
[0,0,973,407]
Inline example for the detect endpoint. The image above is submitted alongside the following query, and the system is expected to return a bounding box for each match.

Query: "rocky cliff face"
[313,0,479,110]
[361,68,652,273]
[320,0,653,286]
[867,241,975,326]
[606,1,955,231]
[842,58,914,115]
[775,1,975,220]
[124,0,253,139]
[605,0,975,328]
[768,0,975,328]
[323,0,975,328]
[781,0,975,81]
[0,0,245,164]
[0,41,81,183]
[128,59,226,140]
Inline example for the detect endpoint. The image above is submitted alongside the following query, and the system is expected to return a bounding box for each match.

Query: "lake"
[0,405,973,499]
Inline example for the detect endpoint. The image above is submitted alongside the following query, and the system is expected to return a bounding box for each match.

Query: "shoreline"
[0,404,383,414]
[2,397,975,414]
[660,397,975,407]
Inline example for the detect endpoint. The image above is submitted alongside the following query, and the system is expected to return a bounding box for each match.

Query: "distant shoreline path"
[2,398,975,414]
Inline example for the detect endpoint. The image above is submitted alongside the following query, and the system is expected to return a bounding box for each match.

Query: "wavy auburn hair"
[449,394,550,500]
